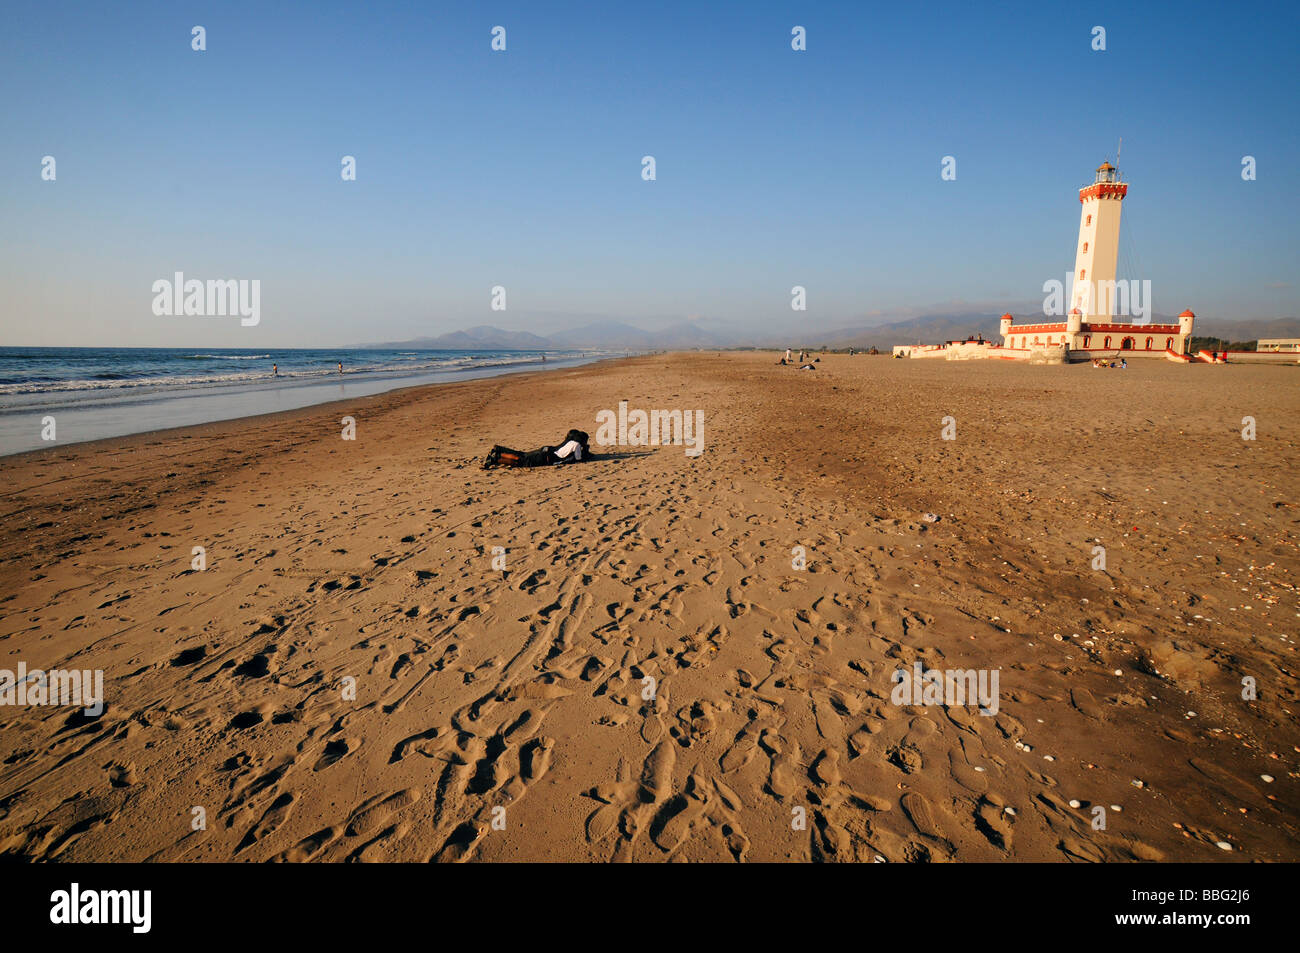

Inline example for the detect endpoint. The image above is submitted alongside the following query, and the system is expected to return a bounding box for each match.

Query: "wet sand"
[0,352,1296,861]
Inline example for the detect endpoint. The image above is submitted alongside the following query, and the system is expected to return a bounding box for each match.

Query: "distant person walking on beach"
[272,363,278,377]
[338,361,343,374]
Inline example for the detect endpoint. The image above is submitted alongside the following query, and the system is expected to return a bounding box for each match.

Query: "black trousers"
[490,445,557,467]
[520,447,557,467]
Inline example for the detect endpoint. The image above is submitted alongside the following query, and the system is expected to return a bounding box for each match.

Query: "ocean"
[0,346,610,457]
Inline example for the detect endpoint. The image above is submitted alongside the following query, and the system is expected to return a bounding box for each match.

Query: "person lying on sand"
[483,429,590,469]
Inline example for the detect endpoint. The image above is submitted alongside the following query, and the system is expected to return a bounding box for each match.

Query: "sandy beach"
[0,352,1296,862]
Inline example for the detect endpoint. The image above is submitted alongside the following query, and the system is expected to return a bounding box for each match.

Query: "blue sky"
[2,0,1296,347]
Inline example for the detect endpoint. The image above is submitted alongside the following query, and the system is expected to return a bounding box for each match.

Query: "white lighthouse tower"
[994,161,1196,361]
[1070,161,1128,322]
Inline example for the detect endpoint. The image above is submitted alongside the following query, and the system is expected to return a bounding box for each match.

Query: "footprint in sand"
[313,737,354,771]
[639,740,675,804]
[1070,687,1105,721]
[170,646,207,666]
[887,742,923,774]
[434,819,489,863]
[652,769,710,852]
[272,826,341,863]
[639,687,669,745]
[812,691,845,739]
[760,730,800,799]
[720,717,763,773]
[672,700,720,748]
[501,707,545,744]
[812,748,842,787]
[346,788,421,838]
[584,758,636,844]
[847,726,873,758]
[974,794,1014,850]
[233,647,276,679]
[948,746,989,794]
[228,708,267,731]
[899,791,955,855]
[521,736,554,782]
[237,791,296,853]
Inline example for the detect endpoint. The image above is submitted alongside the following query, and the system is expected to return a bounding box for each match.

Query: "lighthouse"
[991,161,1195,361]
[1070,161,1128,321]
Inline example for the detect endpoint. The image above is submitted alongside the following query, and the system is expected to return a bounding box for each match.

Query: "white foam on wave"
[0,352,570,399]
[186,353,272,360]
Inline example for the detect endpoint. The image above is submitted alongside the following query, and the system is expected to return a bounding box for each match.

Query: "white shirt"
[554,439,583,461]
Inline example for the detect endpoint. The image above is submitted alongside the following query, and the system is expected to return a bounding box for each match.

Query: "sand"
[0,352,1296,862]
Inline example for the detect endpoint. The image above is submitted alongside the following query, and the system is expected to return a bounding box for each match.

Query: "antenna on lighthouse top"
[1116,137,1122,166]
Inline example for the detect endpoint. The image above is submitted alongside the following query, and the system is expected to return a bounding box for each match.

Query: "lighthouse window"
[1082,242,1088,252]
[1145,337,1153,350]
[1083,335,1091,347]
[1166,337,1173,350]
[1079,269,1086,280]
[1104,336,1111,348]
[1086,214,1092,226]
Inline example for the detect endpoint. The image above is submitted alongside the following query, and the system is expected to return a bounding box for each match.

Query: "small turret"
[1000,313,1013,341]
[1179,309,1195,336]
[1067,308,1083,336]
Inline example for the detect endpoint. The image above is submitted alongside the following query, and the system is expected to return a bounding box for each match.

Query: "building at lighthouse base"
[891,309,1196,364]
[998,309,1196,362]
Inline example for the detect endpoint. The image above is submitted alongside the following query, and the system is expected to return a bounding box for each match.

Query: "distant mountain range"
[375,326,554,350]
[363,314,1300,352]
[364,320,735,351]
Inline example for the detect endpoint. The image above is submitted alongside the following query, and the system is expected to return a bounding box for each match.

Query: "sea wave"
[185,353,272,360]
[0,352,556,397]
